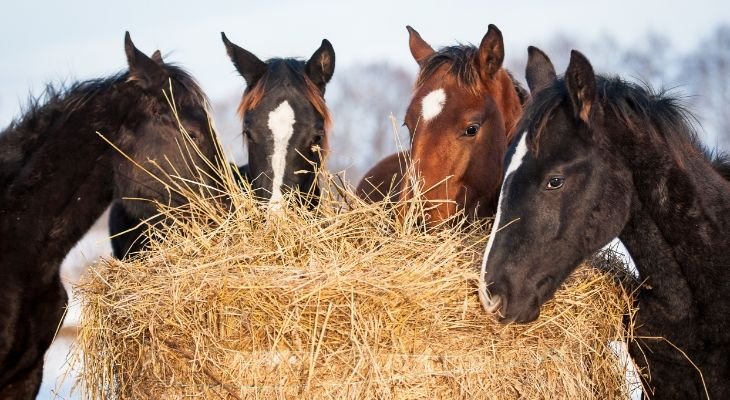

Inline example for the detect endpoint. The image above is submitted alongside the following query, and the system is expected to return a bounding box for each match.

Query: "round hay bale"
[75,174,637,399]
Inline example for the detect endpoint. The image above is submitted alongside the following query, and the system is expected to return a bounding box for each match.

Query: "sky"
[2,0,730,127]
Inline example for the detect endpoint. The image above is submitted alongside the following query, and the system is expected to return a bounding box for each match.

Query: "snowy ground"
[606,239,643,400]
[37,208,112,400]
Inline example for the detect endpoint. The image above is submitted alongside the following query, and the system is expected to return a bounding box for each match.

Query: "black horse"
[221,32,334,208]
[478,47,730,399]
[0,33,220,398]
[108,162,249,259]
[108,35,335,260]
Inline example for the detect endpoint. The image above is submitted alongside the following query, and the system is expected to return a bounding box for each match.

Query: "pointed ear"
[407,26,435,65]
[150,50,164,64]
[306,39,336,92]
[525,46,556,94]
[565,50,596,123]
[478,24,505,82]
[221,32,267,86]
[125,32,168,90]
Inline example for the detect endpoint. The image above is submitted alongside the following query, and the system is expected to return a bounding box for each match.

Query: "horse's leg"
[0,283,21,387]
[0,360,43,400]
[0,277,67,400]
[235,163,250,186]
[630,337,707,399]
[109,201,147,259]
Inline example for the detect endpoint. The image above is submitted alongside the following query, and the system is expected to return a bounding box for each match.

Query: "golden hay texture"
[75,171,638,399]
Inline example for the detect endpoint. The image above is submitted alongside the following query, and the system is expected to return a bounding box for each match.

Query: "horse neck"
[616,123,730,333]
[491,70,523,143]
[1,88,124,278]
[619,194,694,324]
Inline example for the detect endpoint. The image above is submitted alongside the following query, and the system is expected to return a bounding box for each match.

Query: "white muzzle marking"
[478,132,529,312]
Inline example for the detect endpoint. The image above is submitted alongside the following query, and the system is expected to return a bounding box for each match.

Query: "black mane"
[5,63,205,135]
[0,76,118,188]
[709,149,730,180]
[160,63,210,106]
[258,58,308,89]
[2,74,124,144]
[506,70,530,105]
[521,75,730,170]
[0,64,206,188]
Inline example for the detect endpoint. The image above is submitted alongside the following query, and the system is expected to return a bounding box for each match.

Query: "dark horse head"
[108,35,223,258]
[479,47,730,399]
[479,46,730,325]
[113,35,221,218]
[0,33,219,398]
[398,25,526,226]
[478,48,633,323]
[221,33,334,208]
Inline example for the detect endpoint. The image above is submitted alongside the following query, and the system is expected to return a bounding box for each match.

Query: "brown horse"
[355,151,408,202]
[357,25,526,226]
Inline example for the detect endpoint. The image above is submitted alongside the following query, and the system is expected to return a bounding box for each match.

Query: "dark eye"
[464,124,480,137]
[313,132,324,146]
[546,177,564,190]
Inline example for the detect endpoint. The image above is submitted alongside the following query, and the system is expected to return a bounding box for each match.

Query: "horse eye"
[546,177,565,190]
[464,124,480,137]
[312,131,325,146]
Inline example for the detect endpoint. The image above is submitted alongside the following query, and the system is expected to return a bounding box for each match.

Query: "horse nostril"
[478,283,503,314]
[485,295,502,314]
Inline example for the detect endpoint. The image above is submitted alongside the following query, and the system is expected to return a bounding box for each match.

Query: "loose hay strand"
[74,153,638,399]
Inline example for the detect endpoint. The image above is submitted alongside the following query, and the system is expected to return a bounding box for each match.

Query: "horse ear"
[565,50,596,123]
[478,24,505,81]
[125,32,168,90]
[525,46,556,94]
[407,26,435,65]
[306,39,336,92]
[150,50,164,64]
[221,32,267,86]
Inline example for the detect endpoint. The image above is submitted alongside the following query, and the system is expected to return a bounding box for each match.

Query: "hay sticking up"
[75,171,637,399]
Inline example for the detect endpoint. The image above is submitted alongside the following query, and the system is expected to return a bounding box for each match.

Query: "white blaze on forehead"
[478,132,530,311]
[502,132,530,178]
[267,100,296,207]
[421,88,446,122]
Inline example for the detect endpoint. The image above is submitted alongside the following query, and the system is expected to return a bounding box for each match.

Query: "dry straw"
[74,108,640,398]
[74,167,639,399]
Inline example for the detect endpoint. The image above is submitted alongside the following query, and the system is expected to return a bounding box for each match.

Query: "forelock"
[416,45,482,97]
[237,58,331,147]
